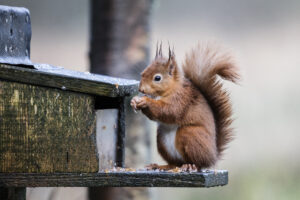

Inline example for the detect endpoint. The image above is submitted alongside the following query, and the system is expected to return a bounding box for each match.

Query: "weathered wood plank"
[0,80,98,173]
[0,64,139,97]
[0,170,228,187]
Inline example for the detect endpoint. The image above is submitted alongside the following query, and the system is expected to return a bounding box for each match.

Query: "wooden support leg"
[0,188,26,200]
[115,97,126,167]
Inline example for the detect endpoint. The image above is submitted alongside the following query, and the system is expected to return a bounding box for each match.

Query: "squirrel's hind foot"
[180,164,198,172]
[180,164,199,172]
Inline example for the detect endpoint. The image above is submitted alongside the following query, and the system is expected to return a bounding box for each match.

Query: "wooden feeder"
[0,5,228,200]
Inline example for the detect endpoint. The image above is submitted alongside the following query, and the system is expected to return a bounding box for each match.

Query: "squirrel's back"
[182,43,240,157]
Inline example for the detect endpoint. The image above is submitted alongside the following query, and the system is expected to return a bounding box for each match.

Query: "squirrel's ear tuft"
[155,41,163,59]
[168,60,178,76]
[168,63,174,76]
[155,41,159,59]
[168,44,175,62]
[167,45,177,76]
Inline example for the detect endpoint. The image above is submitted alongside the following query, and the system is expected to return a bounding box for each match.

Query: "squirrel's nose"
[139,87,145,93]
[139,84,145,93]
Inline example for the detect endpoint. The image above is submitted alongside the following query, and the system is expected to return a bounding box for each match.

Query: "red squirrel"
[130,43,240,171]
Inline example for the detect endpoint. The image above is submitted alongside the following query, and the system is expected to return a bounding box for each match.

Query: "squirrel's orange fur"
[131,42,239,170]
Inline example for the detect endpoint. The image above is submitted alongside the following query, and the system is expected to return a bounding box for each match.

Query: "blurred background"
[2,0,300,200]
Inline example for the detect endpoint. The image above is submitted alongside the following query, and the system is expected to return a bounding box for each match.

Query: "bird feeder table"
[0,63,228,187]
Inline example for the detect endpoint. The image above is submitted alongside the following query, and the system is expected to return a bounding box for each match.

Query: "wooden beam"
[0,64,139,98]
[0,170,228,187]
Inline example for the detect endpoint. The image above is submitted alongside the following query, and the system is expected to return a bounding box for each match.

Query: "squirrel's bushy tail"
[182,42,240,157]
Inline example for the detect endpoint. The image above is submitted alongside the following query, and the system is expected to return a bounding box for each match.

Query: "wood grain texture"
[0,64,139,98]
[0,170,228,187]
[0,80,98,173]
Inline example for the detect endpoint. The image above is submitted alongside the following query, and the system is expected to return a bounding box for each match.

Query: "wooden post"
[0,6,30,200]
[89,0,152,199]
[116,98,126,167]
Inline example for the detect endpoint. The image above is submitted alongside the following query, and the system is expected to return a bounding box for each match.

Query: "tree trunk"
[89,0,153,200]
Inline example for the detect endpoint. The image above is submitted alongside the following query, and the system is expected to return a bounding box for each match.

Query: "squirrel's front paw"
[130,96,148,110]
[130,96,138,110]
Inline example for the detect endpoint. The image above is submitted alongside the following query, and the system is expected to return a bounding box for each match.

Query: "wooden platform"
[0,170,228,187]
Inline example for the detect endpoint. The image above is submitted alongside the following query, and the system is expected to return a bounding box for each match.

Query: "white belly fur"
[158,123,184,162]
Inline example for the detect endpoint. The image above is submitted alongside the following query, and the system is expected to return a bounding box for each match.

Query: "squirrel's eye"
[154,75,162,82]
